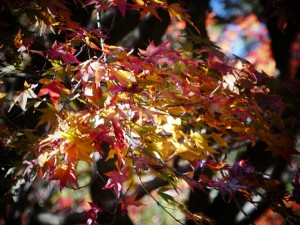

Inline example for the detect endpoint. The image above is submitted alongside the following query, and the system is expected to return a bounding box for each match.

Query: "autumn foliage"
[1,0,300,225]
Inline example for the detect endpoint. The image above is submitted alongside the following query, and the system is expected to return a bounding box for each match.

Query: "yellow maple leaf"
[168,3,199,33]
[211,132,228,147]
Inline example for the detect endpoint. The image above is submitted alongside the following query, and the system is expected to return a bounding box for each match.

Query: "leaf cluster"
[1,1,300,224]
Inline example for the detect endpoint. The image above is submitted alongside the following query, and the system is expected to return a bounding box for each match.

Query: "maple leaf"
[84,83,103,107]
[229,160,262,185]
[38,78,71,109]
[85,0,110,11]
[9,81,38,112]
[111,118,126,167]
[123,193,144,207]
[14,29,33,53]
[36,103,58,130]
[137,3,162,21]
[168,3,199,33]
[211,133,228,147]
[133,156,150,173]
[157,187,177,204]
[84,36,102,51]
[139,41,169,58]
[134,0,169,20]
[112,0,127,17]
[63,136,97,163]
[47,42,80,64]
[51,163,79,189]
[110,69,136,87]
[86,202,102,225]
[110,83,143,94]
[103,169,128,198]
[182,176,205,192]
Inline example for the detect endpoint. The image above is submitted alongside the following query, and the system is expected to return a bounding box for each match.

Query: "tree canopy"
[1,0,300,225]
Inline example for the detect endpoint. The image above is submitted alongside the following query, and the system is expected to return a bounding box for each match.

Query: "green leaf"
[157,188,176,204]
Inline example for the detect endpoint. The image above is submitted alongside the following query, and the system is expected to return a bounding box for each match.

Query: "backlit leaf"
[9,81,37,112]
[38,79,71,109]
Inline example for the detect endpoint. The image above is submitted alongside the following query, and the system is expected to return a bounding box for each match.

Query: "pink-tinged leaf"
[114,0,127,17]
[133,156,149,173]
[110,83,143,94]
[205,96,227,115]
[109,85,124,95]
[139,41,169,57]
[86,202,102,225]
[47,42,80,64]
[103,169,128,198]
[88,127,113,152]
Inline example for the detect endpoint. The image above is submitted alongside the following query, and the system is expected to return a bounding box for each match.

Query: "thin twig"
[125,132,206,191]
[45,78,82,134]
[97,11,107,62]
[233,197,255,225]
[135,167,185,225]
[75,43,87,58]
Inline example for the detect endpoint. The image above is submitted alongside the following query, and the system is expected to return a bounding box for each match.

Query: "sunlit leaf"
[38,78,71,109]
[9,81,38,112]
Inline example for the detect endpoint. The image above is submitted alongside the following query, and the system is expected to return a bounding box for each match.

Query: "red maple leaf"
[118,193,144,216]
[112,0,127,17]
[111,119,126,167]
[103,169,128,198]
[86,202,102,225]
[38,79,70,109]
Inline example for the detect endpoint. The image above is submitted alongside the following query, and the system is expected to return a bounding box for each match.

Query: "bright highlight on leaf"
[9,81,37,112]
